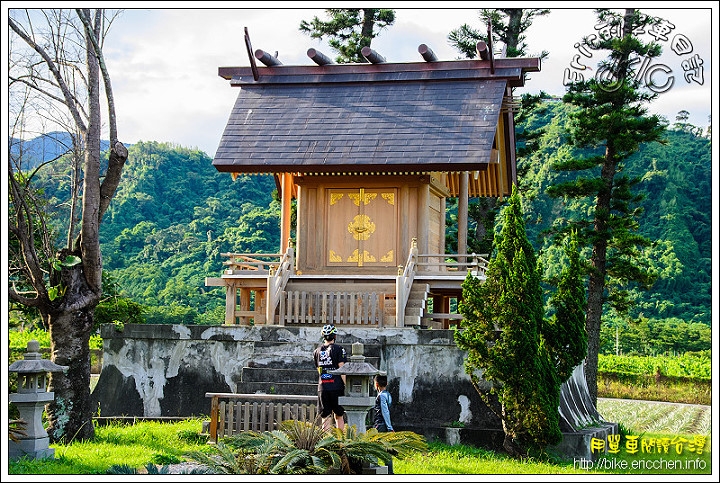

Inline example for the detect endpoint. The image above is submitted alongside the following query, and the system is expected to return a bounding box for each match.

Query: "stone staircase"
[403,283,429,326]
[235,342,383,396]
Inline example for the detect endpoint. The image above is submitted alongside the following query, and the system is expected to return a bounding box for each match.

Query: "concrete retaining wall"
[91,324,497,428]
[91,324,615,459]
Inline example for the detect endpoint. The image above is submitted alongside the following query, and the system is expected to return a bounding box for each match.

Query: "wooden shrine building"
[206,40,540,329]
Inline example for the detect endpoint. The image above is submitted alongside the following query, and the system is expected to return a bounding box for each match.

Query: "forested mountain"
[9,131,110,170]
[16,101,711,336]
[24,140,279,324]
[516,100,711,327]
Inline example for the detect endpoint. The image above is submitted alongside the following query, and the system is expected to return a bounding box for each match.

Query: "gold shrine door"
[326,188,397,268]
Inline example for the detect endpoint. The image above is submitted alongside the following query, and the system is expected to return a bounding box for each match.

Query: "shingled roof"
[213,48,540,176]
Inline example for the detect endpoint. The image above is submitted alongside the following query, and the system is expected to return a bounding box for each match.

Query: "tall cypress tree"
[546,9,666,404]
[455,185,560,456]
[447,9,550,256]
[545,230,588,383]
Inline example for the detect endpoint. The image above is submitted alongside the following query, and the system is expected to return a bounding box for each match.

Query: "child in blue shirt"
[373,373,394,473]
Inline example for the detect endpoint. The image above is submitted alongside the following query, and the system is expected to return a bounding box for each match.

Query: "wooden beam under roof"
[230,169,512,199]
[218,57,540,88]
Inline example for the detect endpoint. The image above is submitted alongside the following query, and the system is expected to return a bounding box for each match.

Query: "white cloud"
[78,7,717,155]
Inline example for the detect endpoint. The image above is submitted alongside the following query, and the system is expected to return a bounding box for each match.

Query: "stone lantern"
[9,339,69,460]
[331,341,383,434]
[331,342,390,475]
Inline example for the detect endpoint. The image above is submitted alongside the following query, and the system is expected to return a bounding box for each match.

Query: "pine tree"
[447,9,550,256]
[546,9,667,404]
[299,9,395,64]
[448,8,549,59]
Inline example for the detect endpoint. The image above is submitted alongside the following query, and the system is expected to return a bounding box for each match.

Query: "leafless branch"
[9,15,88,134]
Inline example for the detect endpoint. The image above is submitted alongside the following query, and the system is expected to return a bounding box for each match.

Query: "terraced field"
[597,398,712,435]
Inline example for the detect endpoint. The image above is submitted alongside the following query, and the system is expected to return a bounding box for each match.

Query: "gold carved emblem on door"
[327,188,396,267]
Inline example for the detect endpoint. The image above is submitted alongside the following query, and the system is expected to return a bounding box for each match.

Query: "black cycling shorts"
[318,389,345,418]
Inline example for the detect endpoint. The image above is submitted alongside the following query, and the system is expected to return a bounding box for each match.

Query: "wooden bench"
[205,392,318,443]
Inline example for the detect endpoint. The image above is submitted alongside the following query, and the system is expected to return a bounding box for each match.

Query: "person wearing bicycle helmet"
[313,324,347,431]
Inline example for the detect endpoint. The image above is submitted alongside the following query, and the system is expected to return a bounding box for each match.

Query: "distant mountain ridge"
[9,131,115,168]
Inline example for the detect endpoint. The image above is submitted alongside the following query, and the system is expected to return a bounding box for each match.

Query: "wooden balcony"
[205,244,487,328]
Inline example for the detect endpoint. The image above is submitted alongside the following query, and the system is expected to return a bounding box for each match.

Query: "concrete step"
[247,343,317,370]
[410,284,429,294]
[404,315,422,326]
[239,345,382,396]
[237,381,318,396]
[405,298,426,308]
[405,307,424,317]
[241,367,318,384]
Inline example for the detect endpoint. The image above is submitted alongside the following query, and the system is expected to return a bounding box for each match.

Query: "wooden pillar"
[280,172,292,252]
[239,288,251,325]
[254,289,266,325]
[225,283,236,325]
[504,86,518,189]
[435,294,452,329]
[440,196,446,257]
[418,182,430,265]
[458,171,469,264]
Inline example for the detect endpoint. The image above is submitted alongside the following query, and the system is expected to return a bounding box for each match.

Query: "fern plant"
[185,418,428,475]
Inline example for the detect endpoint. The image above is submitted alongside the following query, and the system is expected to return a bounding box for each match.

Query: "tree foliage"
[544,230,588,383]
[517,102,709,328]
[446,9,550,260]
[544,8,669,404]
[99,141,278,323]
[448,8,549,59]
[455,185,561,456]
[600,316,711,356]
[299,8,395,63]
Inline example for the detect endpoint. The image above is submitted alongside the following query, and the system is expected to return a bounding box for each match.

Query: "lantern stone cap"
[8,340,69,374]
[330,341,384,376]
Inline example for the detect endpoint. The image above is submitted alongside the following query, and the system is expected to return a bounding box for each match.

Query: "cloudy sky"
[5,4,716,156]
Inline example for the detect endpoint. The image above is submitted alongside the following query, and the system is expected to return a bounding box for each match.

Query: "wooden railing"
[221,252,284,273]
[395,239,418,327]
[205,393,317,443]
[266,246,295,323]
[278,291,384,326]
[215,243,486,328]
[396,240,488,327]
[416,252,489,275]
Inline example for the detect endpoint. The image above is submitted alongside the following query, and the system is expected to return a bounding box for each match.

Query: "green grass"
[8,401,712,476]
[9,328,103,350]
[395,442,584,474]
[9,419,213,475]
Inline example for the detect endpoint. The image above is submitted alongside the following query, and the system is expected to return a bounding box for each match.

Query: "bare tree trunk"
[360,9,375,44]
[500,404,524,457]
[46,260,97,442]
[9,9,127,444]
[504,9,522,51]
[584,265,605,405]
